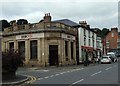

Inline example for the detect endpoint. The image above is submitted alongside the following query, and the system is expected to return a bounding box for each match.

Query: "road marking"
[91,71,102,76]
[67,71,70,73]
[55,74,59,76]
[70,79,84,85]
[60,72,64,74]
[50,75,54,77]
[38,78,43,80]
[61,72,66,74]
[26,75,37,84]
[44,76,49,79]
[105,67,112,70]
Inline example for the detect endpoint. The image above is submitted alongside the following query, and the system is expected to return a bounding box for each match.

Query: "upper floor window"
[111,32,114,37]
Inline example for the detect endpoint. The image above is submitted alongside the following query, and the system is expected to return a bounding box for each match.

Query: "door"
[49,45,58,66]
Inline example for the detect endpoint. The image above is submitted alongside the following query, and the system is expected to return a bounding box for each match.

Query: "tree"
[17,19,28,25]
[2,50,24,80]
[101,28,110,38]
[0,20,10,31]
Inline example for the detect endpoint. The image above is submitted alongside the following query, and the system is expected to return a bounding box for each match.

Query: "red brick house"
[103,27,119,54]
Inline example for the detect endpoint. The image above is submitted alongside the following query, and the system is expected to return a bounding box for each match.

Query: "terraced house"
[2,13,79,67]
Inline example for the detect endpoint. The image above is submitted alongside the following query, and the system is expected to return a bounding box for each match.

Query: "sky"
[0,0,120,31]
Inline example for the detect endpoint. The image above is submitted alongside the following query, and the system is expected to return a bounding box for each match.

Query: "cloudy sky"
[1,0,120,30]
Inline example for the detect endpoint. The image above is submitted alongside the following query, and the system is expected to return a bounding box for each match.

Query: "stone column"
[41,38,46,66]
[6,41,9,50]
[59,39,64,66]
[14,40,18,51]
[68,41,71,63]
[73,41,77,64]
[25,39,30,64]
[37,39,41,65]
[2,40,5,51]
[44,39,49,66]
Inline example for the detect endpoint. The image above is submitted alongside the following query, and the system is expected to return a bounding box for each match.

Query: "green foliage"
[101,28,110,38]
[2,50,24,73]
[0,20,10,31]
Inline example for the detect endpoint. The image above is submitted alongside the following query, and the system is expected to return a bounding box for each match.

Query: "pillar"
[25,39,30,64]
[37,39,42,64]
[73,41,77,64]
[68,41,71,62]
[14,40,18,50]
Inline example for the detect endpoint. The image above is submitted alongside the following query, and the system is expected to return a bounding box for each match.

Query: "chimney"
[43,13,51,23]
[79,21,88,28]
[111,27,118,32]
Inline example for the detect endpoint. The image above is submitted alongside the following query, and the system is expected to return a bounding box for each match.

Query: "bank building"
[2,13,79,67]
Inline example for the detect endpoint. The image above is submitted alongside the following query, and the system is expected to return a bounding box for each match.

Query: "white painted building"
[96,36,103,59]
[78,21,97,63]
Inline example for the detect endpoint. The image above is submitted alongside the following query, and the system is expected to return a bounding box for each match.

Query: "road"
[17,62,119,86]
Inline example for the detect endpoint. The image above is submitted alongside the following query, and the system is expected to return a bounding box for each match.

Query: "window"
[71,42,73,59]
[93,40,94,48]
[89,39,91,46]
[84,29,86,37]
[84,38,86,46]
[18,41,25,58]
[112,32,114,37]
[65,41,68,57]
[30,40,37,60]
[9,42,14,50]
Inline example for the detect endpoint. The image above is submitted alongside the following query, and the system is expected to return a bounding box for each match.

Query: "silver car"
[100,55,112,64]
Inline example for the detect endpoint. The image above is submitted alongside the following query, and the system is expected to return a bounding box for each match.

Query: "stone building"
[2,13,79,67]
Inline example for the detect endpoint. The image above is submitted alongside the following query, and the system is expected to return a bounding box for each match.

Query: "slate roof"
[53,19,79,27]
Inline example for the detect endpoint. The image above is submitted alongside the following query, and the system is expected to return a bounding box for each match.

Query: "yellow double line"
[26,75,36,84]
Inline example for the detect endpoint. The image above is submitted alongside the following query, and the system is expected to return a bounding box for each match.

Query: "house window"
[30,40,37,60]
[65,41,68,56]
[71,42,74,59]
[89,39,91,46]
[84,38,86,46]
[9,42,14,50]
[112,32,114,37]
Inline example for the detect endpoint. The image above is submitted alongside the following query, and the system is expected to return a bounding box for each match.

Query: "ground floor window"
[9,42,14,50]
[30,40,37,60]
[18,41,25,58]
[65,41,68,61]
[71,42,73,59]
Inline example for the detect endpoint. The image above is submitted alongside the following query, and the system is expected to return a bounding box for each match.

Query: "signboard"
[62,33,75,40]
[16,33,44,39]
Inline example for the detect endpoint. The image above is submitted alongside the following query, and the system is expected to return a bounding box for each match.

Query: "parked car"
[100,55,112,64]
[107,52,118,62]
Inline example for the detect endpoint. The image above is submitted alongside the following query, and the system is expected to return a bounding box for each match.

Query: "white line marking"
[60,72,64,74]
[72,79,84,85]
[55,74,59,76]
[50,75,54,77]
[105,67,112,70]
[38,78,43,80]
[61,72,66,74]
[67,71,70,73]
[91,71,102,76]
[44,76,49,79]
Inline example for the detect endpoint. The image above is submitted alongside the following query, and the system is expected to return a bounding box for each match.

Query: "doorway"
[49,45,58,66]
